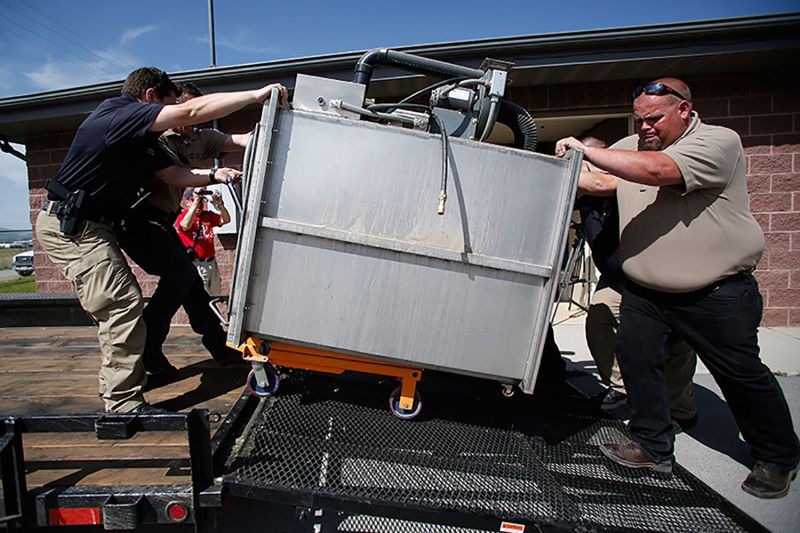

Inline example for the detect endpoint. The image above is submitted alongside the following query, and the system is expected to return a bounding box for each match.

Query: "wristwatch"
[208,167,218,185]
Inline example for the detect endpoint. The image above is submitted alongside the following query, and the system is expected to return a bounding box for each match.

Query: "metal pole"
[208,0,220,168]
[207,0,216,68]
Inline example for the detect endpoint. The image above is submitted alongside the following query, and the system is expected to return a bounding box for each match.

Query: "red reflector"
[166,502,189,522]
[49,507,101,525]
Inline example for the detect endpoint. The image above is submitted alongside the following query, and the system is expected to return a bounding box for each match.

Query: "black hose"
[354,48,484,90]
[367,102,449,215]
[495,99,538,152]
[353,49,384,86]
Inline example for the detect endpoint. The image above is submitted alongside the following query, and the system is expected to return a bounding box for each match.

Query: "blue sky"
[0,0,797,229]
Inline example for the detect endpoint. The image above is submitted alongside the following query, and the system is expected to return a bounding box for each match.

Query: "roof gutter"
[1,12,797,111]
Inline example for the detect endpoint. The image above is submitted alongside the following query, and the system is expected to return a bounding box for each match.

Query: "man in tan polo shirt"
[578,138,697,430]
[556,78,799,498]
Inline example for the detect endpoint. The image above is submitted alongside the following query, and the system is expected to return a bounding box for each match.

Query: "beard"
[638,137,663,151]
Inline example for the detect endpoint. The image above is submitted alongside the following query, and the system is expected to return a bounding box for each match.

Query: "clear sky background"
[0,0,797,229]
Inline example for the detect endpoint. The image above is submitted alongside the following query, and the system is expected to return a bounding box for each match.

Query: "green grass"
[0,247,32,270]
[0,276,36,293]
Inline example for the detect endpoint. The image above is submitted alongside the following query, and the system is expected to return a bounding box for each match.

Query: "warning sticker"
[500,522,525,533]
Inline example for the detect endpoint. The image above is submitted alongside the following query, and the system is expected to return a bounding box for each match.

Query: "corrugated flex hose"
[497,99,538,152]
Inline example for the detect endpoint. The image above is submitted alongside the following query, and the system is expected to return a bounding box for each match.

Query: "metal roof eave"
[0,12,798,141]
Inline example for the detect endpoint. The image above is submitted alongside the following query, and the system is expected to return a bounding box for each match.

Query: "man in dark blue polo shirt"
[116,82,250,388]
[36,67,287,414]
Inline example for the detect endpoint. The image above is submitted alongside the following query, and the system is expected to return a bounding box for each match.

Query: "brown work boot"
[741,461,799,499]
[600,442,673,474]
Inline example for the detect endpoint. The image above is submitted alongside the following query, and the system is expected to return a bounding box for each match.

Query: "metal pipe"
[207,0,216,68]
[207,1,221,178]
[331,100,419,126]
[354,48,484,89]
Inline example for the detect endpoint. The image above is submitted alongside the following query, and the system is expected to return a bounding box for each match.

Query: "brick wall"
[685,77,799,327]
[27,76,800,326]
[27,131,76,294]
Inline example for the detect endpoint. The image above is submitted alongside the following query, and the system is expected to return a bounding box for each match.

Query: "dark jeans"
[617,272,800,467]
[117,208,230,370]
[534,324,567,393]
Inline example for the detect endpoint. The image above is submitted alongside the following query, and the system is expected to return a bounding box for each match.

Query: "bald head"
[651,77,692,104]
[580,136,608,149]
[633,77,694,151]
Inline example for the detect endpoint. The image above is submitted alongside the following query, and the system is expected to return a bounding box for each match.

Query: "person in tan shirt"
[578,137,697,429]
[557,78,799,498]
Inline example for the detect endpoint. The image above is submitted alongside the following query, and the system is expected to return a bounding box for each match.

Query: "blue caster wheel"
[388,386,422,420]
[247,366,280,398]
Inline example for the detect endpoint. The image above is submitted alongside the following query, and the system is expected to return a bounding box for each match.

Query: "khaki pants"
[193,257,222,296]
[585,275,697,418]
[36,211,147,413]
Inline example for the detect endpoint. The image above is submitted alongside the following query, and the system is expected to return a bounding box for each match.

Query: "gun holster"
[46,180,88,238]
[59,189,88,237]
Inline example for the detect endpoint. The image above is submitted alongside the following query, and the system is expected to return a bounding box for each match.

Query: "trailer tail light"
[49,507,101,525]
[166,501,189,522]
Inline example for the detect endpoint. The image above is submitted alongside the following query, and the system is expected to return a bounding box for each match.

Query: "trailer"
[0,336,767,532]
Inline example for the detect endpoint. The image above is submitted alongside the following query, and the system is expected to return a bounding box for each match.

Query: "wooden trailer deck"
[0,326,248,488]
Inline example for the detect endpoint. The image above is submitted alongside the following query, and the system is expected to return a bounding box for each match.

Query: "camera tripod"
[552,221,592,323]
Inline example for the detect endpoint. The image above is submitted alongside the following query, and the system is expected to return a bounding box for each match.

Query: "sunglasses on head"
[633,82,688,102]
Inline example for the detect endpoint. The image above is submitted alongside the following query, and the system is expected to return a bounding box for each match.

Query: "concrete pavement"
[0,268,19,281]
[552,306,800,533]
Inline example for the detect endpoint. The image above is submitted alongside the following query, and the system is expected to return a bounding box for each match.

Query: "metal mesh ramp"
[223,372,765,532]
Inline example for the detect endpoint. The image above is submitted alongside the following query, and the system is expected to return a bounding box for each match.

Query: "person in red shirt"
[175,188,230,295]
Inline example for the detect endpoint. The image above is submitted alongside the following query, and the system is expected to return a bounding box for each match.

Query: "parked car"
[12,250,34,276]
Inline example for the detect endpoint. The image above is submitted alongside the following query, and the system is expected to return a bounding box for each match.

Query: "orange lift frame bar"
[238,337,423,410]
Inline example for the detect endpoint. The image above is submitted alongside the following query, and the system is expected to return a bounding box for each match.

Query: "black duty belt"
[41,199,115,226]
[627,270,754,304]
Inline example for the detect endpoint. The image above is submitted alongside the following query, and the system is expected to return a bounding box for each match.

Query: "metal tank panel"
[229,80,581,393]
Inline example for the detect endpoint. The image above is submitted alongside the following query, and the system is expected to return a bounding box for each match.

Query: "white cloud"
[194,29,282,56]
[120,24,158,46]
[24,62,101,92]
[22,48,140,93]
